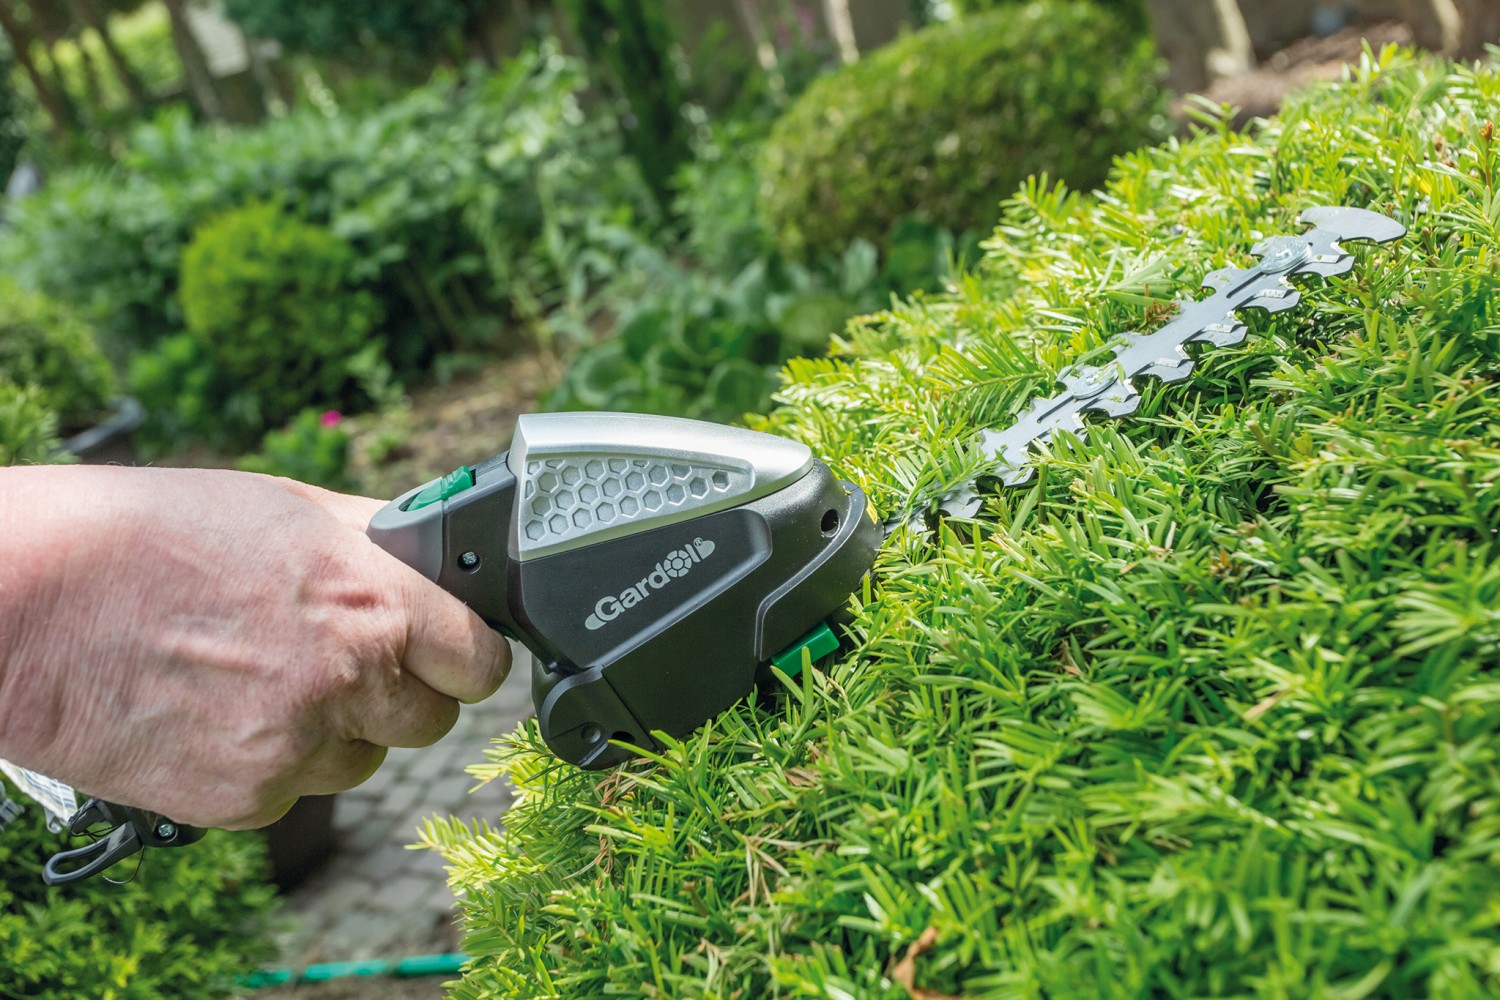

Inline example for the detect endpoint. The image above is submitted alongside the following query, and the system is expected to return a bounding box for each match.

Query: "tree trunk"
[820,0,860,64]
[0,3,77,133]
[848,0,913,55]
[1143,0,1255,93]
[239,26,288,114]
[1398,0,1464,52]
[1457,0,1500,57]
[75,29,107,108]
[731,0,779,71]
[68,0,149,105]
[159,0,223,120]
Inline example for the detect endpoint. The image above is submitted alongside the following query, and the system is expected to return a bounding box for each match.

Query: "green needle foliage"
[0,800,276,998]
[425,49,1500,999]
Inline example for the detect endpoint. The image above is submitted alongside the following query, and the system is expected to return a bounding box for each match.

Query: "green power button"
[405,466,475,512]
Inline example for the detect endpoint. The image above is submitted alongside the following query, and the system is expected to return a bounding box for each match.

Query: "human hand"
[0,466,509,829]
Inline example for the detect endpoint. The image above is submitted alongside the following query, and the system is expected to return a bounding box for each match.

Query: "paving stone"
[406,742,462,784]
[379,777,425,819]
[321,909,404,962]
[332,793,378,833]
[271,654,538,966]
[340,813,398,855]
[372,872,440,914]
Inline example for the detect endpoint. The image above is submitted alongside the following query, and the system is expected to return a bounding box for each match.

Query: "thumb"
[399,568,510,704]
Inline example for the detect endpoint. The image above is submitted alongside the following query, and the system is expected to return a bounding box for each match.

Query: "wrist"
[0,466,120,768]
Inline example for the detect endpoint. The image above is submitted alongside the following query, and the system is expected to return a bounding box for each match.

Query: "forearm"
[0,466,138,778]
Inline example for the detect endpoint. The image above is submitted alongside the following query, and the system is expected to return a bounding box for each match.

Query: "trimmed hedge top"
[758,1,1166,261]
[428,49,1500,998]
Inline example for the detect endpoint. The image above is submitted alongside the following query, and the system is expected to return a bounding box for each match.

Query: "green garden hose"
[241,952,466,989]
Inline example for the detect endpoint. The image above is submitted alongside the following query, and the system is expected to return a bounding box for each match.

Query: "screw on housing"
[884,206,1406,531]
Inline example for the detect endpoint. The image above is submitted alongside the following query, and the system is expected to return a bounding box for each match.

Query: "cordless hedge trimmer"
[18,205,1403,883]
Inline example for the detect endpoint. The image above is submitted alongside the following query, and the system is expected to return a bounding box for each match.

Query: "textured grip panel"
[506,412,813,560]
[519,456,750,547]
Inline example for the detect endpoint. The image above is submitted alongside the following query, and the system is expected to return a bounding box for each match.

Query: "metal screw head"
[155,822,177,841]
[580,724,604,745]
[1256,236,1311,273]
[1068,364,1118,400]
[458,551,480,571]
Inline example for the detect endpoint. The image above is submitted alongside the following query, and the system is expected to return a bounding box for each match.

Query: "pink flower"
[320,410,343,429]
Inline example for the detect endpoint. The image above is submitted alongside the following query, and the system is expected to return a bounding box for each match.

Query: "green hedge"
[0,281,115,433]
[0,383,63,466]
[758,1,1166,260]
[132,201,384,450]
[0,46,647,363]
[0,798,276,998]
[425,50,1500,998]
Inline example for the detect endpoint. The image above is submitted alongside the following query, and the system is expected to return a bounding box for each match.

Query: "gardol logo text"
[585,537,717,630]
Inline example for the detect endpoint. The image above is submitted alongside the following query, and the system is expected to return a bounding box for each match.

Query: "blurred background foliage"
[0,0,1171,473]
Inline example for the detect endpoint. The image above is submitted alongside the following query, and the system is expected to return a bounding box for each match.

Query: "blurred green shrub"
[0,50,23,187]
[948,0,1146,30]
[237,408,354,492]
[131,201,382,449]
[0,383,63,466]
[0,796,276,999]
[220,0,472,61]
[0,47,647,365]
[551,215,970,422]
[556,0,690,212]
[759,0,1166,259]
[0,280,115,433]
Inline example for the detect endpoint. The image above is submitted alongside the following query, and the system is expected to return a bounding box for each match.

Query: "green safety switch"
[405,466,475,512]
[771,622,839,677]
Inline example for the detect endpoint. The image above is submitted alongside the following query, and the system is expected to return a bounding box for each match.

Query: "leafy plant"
[556,0,691,213]
[238,408,354,492]
[220,0,474,62]
[759,0,1167,260]
[132,200,383,450]
[0,382,63,466]
[0,47,649,362]
[550,217,968,422]
[0,280,115,433]
[0,795,276,999]
[425,50,1500,998]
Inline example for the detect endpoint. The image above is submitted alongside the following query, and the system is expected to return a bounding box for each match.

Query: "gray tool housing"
[369,413,881,768]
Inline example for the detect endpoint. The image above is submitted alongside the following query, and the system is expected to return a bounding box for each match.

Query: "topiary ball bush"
[0,797,277,998]
[0,280,116,434]
[758,0,1167,261]
[0,382,64,466]
[169,200,384,448]
[425,50,1500,999]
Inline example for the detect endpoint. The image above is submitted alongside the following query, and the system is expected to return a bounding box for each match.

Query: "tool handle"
[366,452,525,639]
[43,798,203,885]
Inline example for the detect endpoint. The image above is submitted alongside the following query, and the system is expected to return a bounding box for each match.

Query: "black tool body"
[367,412,881,769]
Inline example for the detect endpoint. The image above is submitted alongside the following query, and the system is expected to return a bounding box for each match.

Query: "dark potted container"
[61,397,146,465]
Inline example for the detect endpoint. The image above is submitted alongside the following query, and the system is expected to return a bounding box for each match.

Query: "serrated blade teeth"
[1247,286,1303,313]
[937,488,983,520]
[1082,385,1142,418]
[1298,257,1355,278]
[998,465,1036,487]
[1141,358,1196,383]
[908,206,1406,534]
[1202,265,1252,291]
[1190,322,1248,348]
